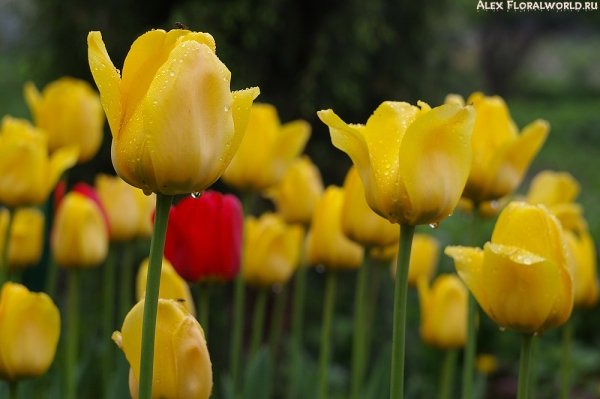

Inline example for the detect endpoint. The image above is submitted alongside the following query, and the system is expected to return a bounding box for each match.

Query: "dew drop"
[386,163,391,169]
[429,222,439,229]
[404,210,413,219]
[384,170,389,176]
[490,200,499,209]
[191,192,203,199]
[153,100,158,105]
[224,104,230,112]
[499,326,506,332]
[169,71,175,77]
[523,257,531,265]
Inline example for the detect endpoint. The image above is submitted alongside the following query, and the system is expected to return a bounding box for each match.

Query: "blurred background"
[1,0,599,398]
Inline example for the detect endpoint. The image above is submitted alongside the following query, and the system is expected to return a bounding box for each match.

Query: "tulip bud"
[0,207,44,271]
[566,229,599,309]
[391,233,440,287]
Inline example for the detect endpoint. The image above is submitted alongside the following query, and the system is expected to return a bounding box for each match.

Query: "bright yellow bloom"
[95,174,156,241]
[318,101,475,226]
[0,116,79,207]
[341,166,399,248]
[448,92,549,203]
[222,103,311,191]
[24,77,104,163]
[565,229,598,309]
[51,191,109,268]
[112,298,212,399]
[136,257,196,316]
[264,155,324,225]
[0,207,44,271]
[0,282,60,382]
[445,201,573,334]
[418,274,467,349]
[306,186,364,270]
[243,213,305,287]
[390,233,440,287]
[88,29,259,195]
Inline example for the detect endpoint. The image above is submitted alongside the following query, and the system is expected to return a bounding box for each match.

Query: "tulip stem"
[364,261,384,364]
[439,349,458,399]
[119,241,136,323]
[138,194,174,399]
[195,283,211,340]
[103,244,117,399]
[8,381,18,399]
[351,254,370,399]
[0,206,13,287]
[559,318,573,399]
[65,270,80,399]
[288,263,308,399]
[389,223,415,399]
[250,288,268,358]
[517,333,534,399]
[45,256,59,300]
[269,284,288,359]
[317,270,337,399]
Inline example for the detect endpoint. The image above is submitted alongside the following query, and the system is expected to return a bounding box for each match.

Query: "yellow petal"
[23,81,42,123]
[444,94,465,106]
[173,316,213,398]
[44,144,80,202]
[407,233,440,286]
[444,245,488,313]
[526,170,580,206]
[269,120,311,184]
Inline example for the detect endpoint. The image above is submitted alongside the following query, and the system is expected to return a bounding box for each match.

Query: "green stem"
[103,244,117,399]
[439,349,458,399]
[364,261,384,364]
[269,284,288,359]
[559,319,573,399]
[119,241,136,322]
[317,270,337,399]
[517,333,534,399]
[65,270,80,399]
[195,283,210,340]
[529,334,539,399]
[288,263,308,399]
[8,381,18,399]
[138,194,174,399]
[389,224,415,399]
[0,206,13,287]
[350,255,370,399]
[249,288,268,358]
[45,256,59,300]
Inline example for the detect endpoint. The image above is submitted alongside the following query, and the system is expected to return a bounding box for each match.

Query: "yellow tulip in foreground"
[391,233,440,287]
[24,77,105,163]
[136,257,196,316]
[446,92,549,203]
[565,229,599,309]
[445,201,573,334]
[0,282,60,382]
[0,116,79,207]
[113,298,212,399]
[243,213,305,287]
[88,29,259,195]
[418,274,468,349]
[222,103,311,192]
[318,101,475,226]
[0,207,44,271]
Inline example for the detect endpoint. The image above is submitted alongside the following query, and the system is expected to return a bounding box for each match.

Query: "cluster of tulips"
[0,25,597,399]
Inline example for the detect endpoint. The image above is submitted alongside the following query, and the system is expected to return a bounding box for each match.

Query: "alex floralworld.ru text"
[477,1,598,10]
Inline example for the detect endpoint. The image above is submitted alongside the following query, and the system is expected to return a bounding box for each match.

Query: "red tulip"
[164,191,243,282]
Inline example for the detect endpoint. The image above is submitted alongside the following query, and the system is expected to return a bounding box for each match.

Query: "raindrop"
[523,257,531,265]
[499,327,506,332]
[191,192,203,199]
[224,104,230,112]
[429,222,439,229]
[490,200,499,209]
[404,210,413,219]
[386,163,391,169]
[169,71,175,77]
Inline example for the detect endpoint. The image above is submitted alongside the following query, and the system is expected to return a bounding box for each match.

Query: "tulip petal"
[444,245,488,313]
[270,120,311,183]
[173,317,213,398]
[44,144,80,203]
[88,31,122,138]
[400,104,475,225]
[526,170,580,206]
[23,82,42,123]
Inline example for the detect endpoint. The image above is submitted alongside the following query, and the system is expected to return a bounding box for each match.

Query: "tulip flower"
[222,103,311,192]
[135,190,157,239]
[112,298,212,399]
[0,207,44,271]
[391,233,440,287]
[457,196,508,219]
[24,77,105,163]
[445,201,573,334]
[475,354,498,375]
[446,92,549,204]
[164,191,243,282]
[88,29,260,195]
[565,229,598,309]
[0,116,79,207]
[264,155,324,225]
[0,282,60,382]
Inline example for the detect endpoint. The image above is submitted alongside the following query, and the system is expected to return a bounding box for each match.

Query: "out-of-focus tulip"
[306,186,363,270]
[95,174,156,241]
[164,191,243,282]
[369,244,398,263]
[445,201,573,334]
[222,103,310,192]
[0,116,79,207]
[475,354,498,375]
[565,229,598,309]
[391,233,440,287]
[457,196,508,219]
[136,257,196,316]
[418,274,468,349]
[24,77,104,163]
[341,166,399,248]
[88,29,259,195]
[51,189,109,268]
[0,207,44,270]
[264,155,323,225]
[112,298,212,399]
[243,213,304,287]
[0,282,60,382]
[447,92,549,204]
[318,101,475,226]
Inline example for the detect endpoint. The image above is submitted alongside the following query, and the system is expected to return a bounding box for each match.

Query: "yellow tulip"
[136,257,196,316]
[0,116,79,207]
[222,103,311,191]
[51,191,109,268]
[112,298,212,399]
[134,189,156,239]
[341,166,399,248]
[445,201,573,334]
[418,274,468,349]
[243,213,305,287]
[0,207,44,271]
[369,244,398,263]
[264,155,324,225]
[475,354,498,375]
[0,282,60,382]
[24,77,105,163]
[390,233,440,287]
[457,196,508,219]
[565,229,598,309]
[318,101,475,226]
[449,92,549,203]
[306,186,364,270]
[87,29,259,195]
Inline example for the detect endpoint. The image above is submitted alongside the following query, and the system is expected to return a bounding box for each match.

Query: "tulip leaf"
[243,347,274,399]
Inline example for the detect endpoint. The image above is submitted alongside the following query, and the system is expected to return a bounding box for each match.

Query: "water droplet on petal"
[224,104,230,112]
[404,210,413,219]
[169,71,175,77]
[429,222,439,229]
[490,200,499,209]
[499,326,506,332]
[191,192,203,199]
